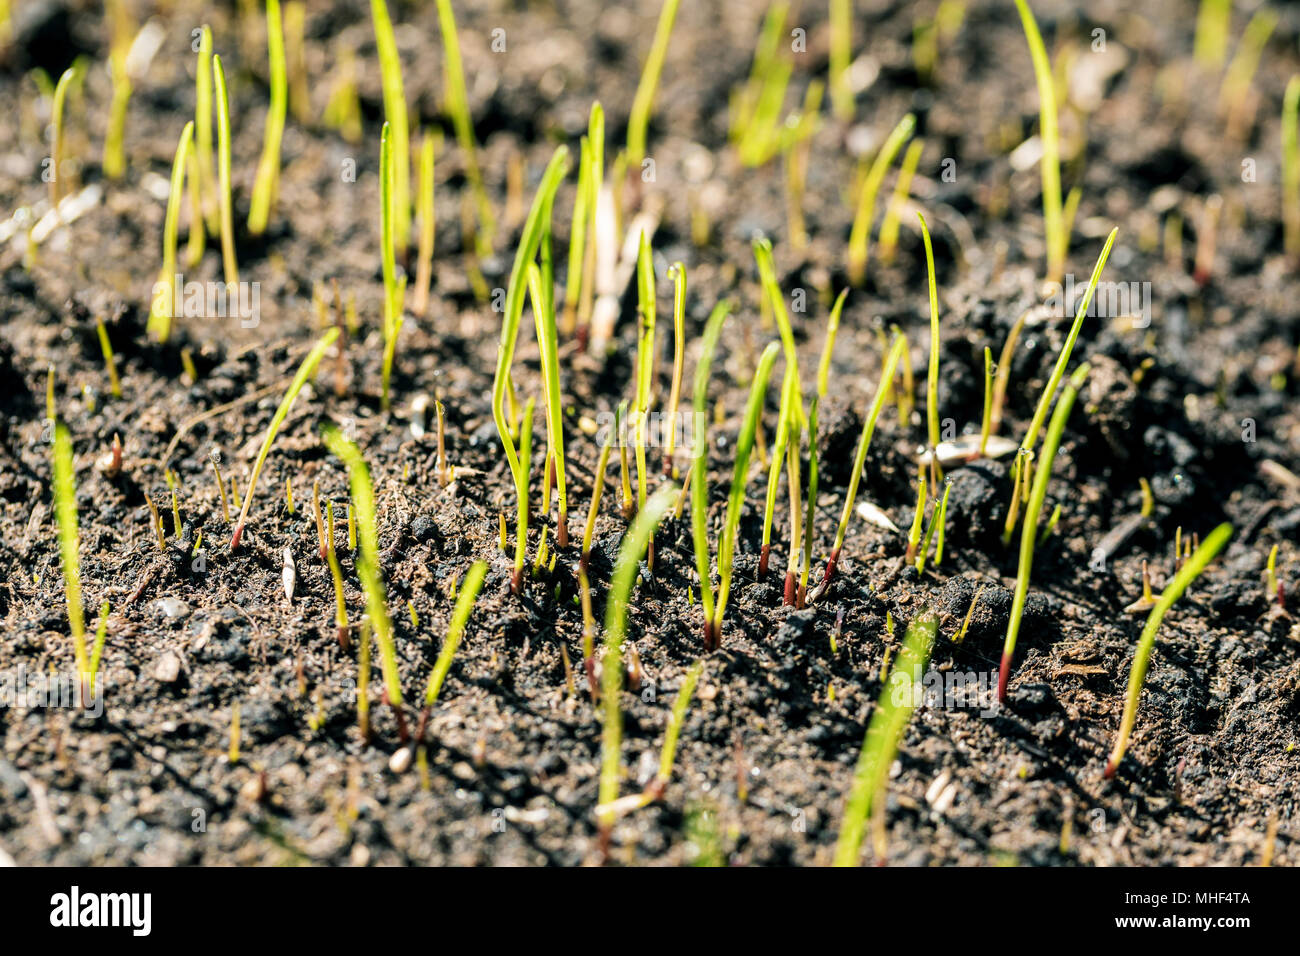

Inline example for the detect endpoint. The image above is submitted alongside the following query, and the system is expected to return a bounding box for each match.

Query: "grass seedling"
[248,0,286,235]
[284,2,309,125]
[782,385,805,606]
[1013,0,1065,283]
[213,55,238,285]
[325,501,349,650]
[626,0,681,170]
[1194,0,1233,69]
[633,228,656,530]
[102,0,132,180]
[48,67,76,212]
[323,43,363,144]
[829,0,853,119]
[230,328,339,550]
[689,303,731,646]
[783,81,823,250]
[918,213,941,487]
[529,261,569,546]
[564,103,604,337]
[1017,228,1116,458]
[835,608,939,866]
[512,397,536,593]
[435,0,493,254]
[421,560,488,713]
[990,312,1027,437]
[707,342,779,648]
[144,492,165,550]
[759,368,799,579]
[662,262,687,477]
[1265,543,1280,606]
[411,132,436,317]
[211,459,229,523]
[322,426,404,725]
[645,660,704,801]
[736,3,793,167]
[814,335,906,593]
[1218,9,1276,127]
[379,121,408,412]
[906,475,927,565]
[228,702,241,763]
[148,121,194,343]
[370,0,410,255]
[492,146,569,584]
[1193,194,1222,287]
[1106,523,1232,778]
[977,347,993,457]
[597,483,677,841]
[1284,77,1300,259]
[94,317,121,399]
[193,26,217,232]
[89,601,110,696]
[53,424,89,702]
[998,363,1089,703]
[879,139,924,263]
[847,113,916,285]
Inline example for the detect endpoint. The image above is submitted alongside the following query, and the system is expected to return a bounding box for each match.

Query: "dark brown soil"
[1,0,1298,866]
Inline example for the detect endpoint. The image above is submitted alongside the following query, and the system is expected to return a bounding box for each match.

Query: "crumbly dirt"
[1,0,1298,866]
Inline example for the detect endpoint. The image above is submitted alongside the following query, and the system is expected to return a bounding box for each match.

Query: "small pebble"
[155,598,190,620]
[154,651,181,683]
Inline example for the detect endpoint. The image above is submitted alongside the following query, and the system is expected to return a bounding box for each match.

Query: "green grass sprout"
[213,54,239,285]
[89,600,110,696]
[879,139,924,263]
[512,397,536,593]
[148,121,194,343]
[1013,0,1065,283]
[646,660,704,800]
[998,362,1089,703]
[565,102,604,338]
[1018,228,1116,458]
[53,424,89,702]
[379,121,408,411]
[829,0,853,119]
[708,341,780,648]
[529,260,569,546]
[102,0,133,180]
[95,317,121,399]
[435,0,493,254]
[48,67,76,212]
[422,560,488,709]
[690,302,731,647]
[411,131,437,316]
[194,26,217,231]
[847,113,916,285]
[248,0,287,235]
[325,500,350,650]
[1105,523,1232,777]
[1218,9,1277,126]
[978,346,993,457]
[230,328,339,550]
[597,483,677,839]
[918,212,941,486]
[814,335,906,594]
[627,0,681,168]
[906,474,927,565]
[370,0,410,255]
[1194,0,1233,69]
[663,262,688,477]
[633,227,656,527]
[321,425,403,715]
[835,607,939,865]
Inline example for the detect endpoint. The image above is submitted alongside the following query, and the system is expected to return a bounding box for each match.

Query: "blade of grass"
[626,0,682,168]
[321,425,402,708]
[598,483,678,835]
[847,113,916,285]
[148,121,195,343]
[213,54,239,285]
[435,0,493,254]
[710,341,781,646]
[370,0,410,255]
[835,607,939,865]
[422,560,488,708]
[230,328,339,550]
[998,362,1089,702]
[1106,523,1232,777]
[248,0,287,235]
[691,301,732,645]
[53,423,89,701]
[1013,0,1064,282]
